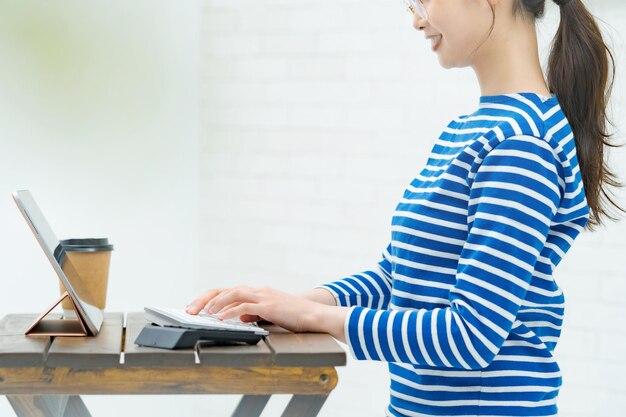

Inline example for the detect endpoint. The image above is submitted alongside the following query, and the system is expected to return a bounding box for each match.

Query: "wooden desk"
[0,313,346,417]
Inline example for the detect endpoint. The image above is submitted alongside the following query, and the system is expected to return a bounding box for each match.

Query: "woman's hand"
[185,286,348,340]
[186,286,263,323]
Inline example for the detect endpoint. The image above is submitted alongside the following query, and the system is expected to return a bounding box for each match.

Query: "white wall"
[0,0,624,416]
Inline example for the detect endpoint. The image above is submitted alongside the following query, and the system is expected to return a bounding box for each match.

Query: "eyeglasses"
[404,0,429,21]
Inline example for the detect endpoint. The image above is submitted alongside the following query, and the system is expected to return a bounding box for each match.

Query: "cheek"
[428,4,493,67]
[428,22,468,66]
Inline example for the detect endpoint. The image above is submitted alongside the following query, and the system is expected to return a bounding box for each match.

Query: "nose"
[412,14,427,31]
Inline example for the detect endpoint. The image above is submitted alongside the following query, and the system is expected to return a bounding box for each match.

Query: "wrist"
[307,303,348,343]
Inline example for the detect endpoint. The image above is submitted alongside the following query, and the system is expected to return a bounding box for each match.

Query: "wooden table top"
[0,312,346,370]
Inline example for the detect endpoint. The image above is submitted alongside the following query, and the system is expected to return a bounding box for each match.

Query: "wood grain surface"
[45,313,123,369]
[0,314,58,368]
[0,366,338,395]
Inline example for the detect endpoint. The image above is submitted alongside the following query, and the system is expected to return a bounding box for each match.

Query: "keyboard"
[144,306,268,335]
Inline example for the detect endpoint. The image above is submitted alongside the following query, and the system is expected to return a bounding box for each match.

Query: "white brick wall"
[199,0,626,416]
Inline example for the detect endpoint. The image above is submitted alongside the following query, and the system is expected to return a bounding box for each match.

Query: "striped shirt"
[318,93,589,416]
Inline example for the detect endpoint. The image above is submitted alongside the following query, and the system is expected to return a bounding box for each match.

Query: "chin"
[437,52,470,70]
[437,56,456,69]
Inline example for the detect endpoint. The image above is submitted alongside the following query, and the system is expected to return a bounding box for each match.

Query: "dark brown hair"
[507,0,624,230]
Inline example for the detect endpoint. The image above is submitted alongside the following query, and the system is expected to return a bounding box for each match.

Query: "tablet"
[13,190,104,336]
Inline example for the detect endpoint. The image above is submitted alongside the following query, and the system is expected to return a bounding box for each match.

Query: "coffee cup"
[56,238,114,315]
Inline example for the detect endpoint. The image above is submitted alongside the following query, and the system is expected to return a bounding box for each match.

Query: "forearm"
[307,304,349,343]
[300,288,348,342]
[298,288,337,306]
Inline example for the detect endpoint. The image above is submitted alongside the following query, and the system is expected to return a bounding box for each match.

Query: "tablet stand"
[24,291,92,337]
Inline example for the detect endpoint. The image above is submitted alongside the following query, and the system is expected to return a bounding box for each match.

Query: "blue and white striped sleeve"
[316,243,394,309]
[343,136,563,369]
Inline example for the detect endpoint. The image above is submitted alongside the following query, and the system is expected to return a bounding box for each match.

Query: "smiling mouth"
[430,35,443,51]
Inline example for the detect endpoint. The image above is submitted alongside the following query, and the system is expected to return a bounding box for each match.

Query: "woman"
[187,0,622,415]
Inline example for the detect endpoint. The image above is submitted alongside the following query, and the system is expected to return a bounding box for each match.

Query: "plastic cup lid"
[60,238,114,252]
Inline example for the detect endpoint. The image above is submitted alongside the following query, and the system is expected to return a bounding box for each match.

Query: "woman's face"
[413,0,497,69]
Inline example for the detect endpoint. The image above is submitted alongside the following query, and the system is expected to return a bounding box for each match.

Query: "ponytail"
[514,0,624,229]
[547,0,623,229]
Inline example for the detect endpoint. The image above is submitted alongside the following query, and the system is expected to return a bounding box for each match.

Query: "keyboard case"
[134,324,264,349]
